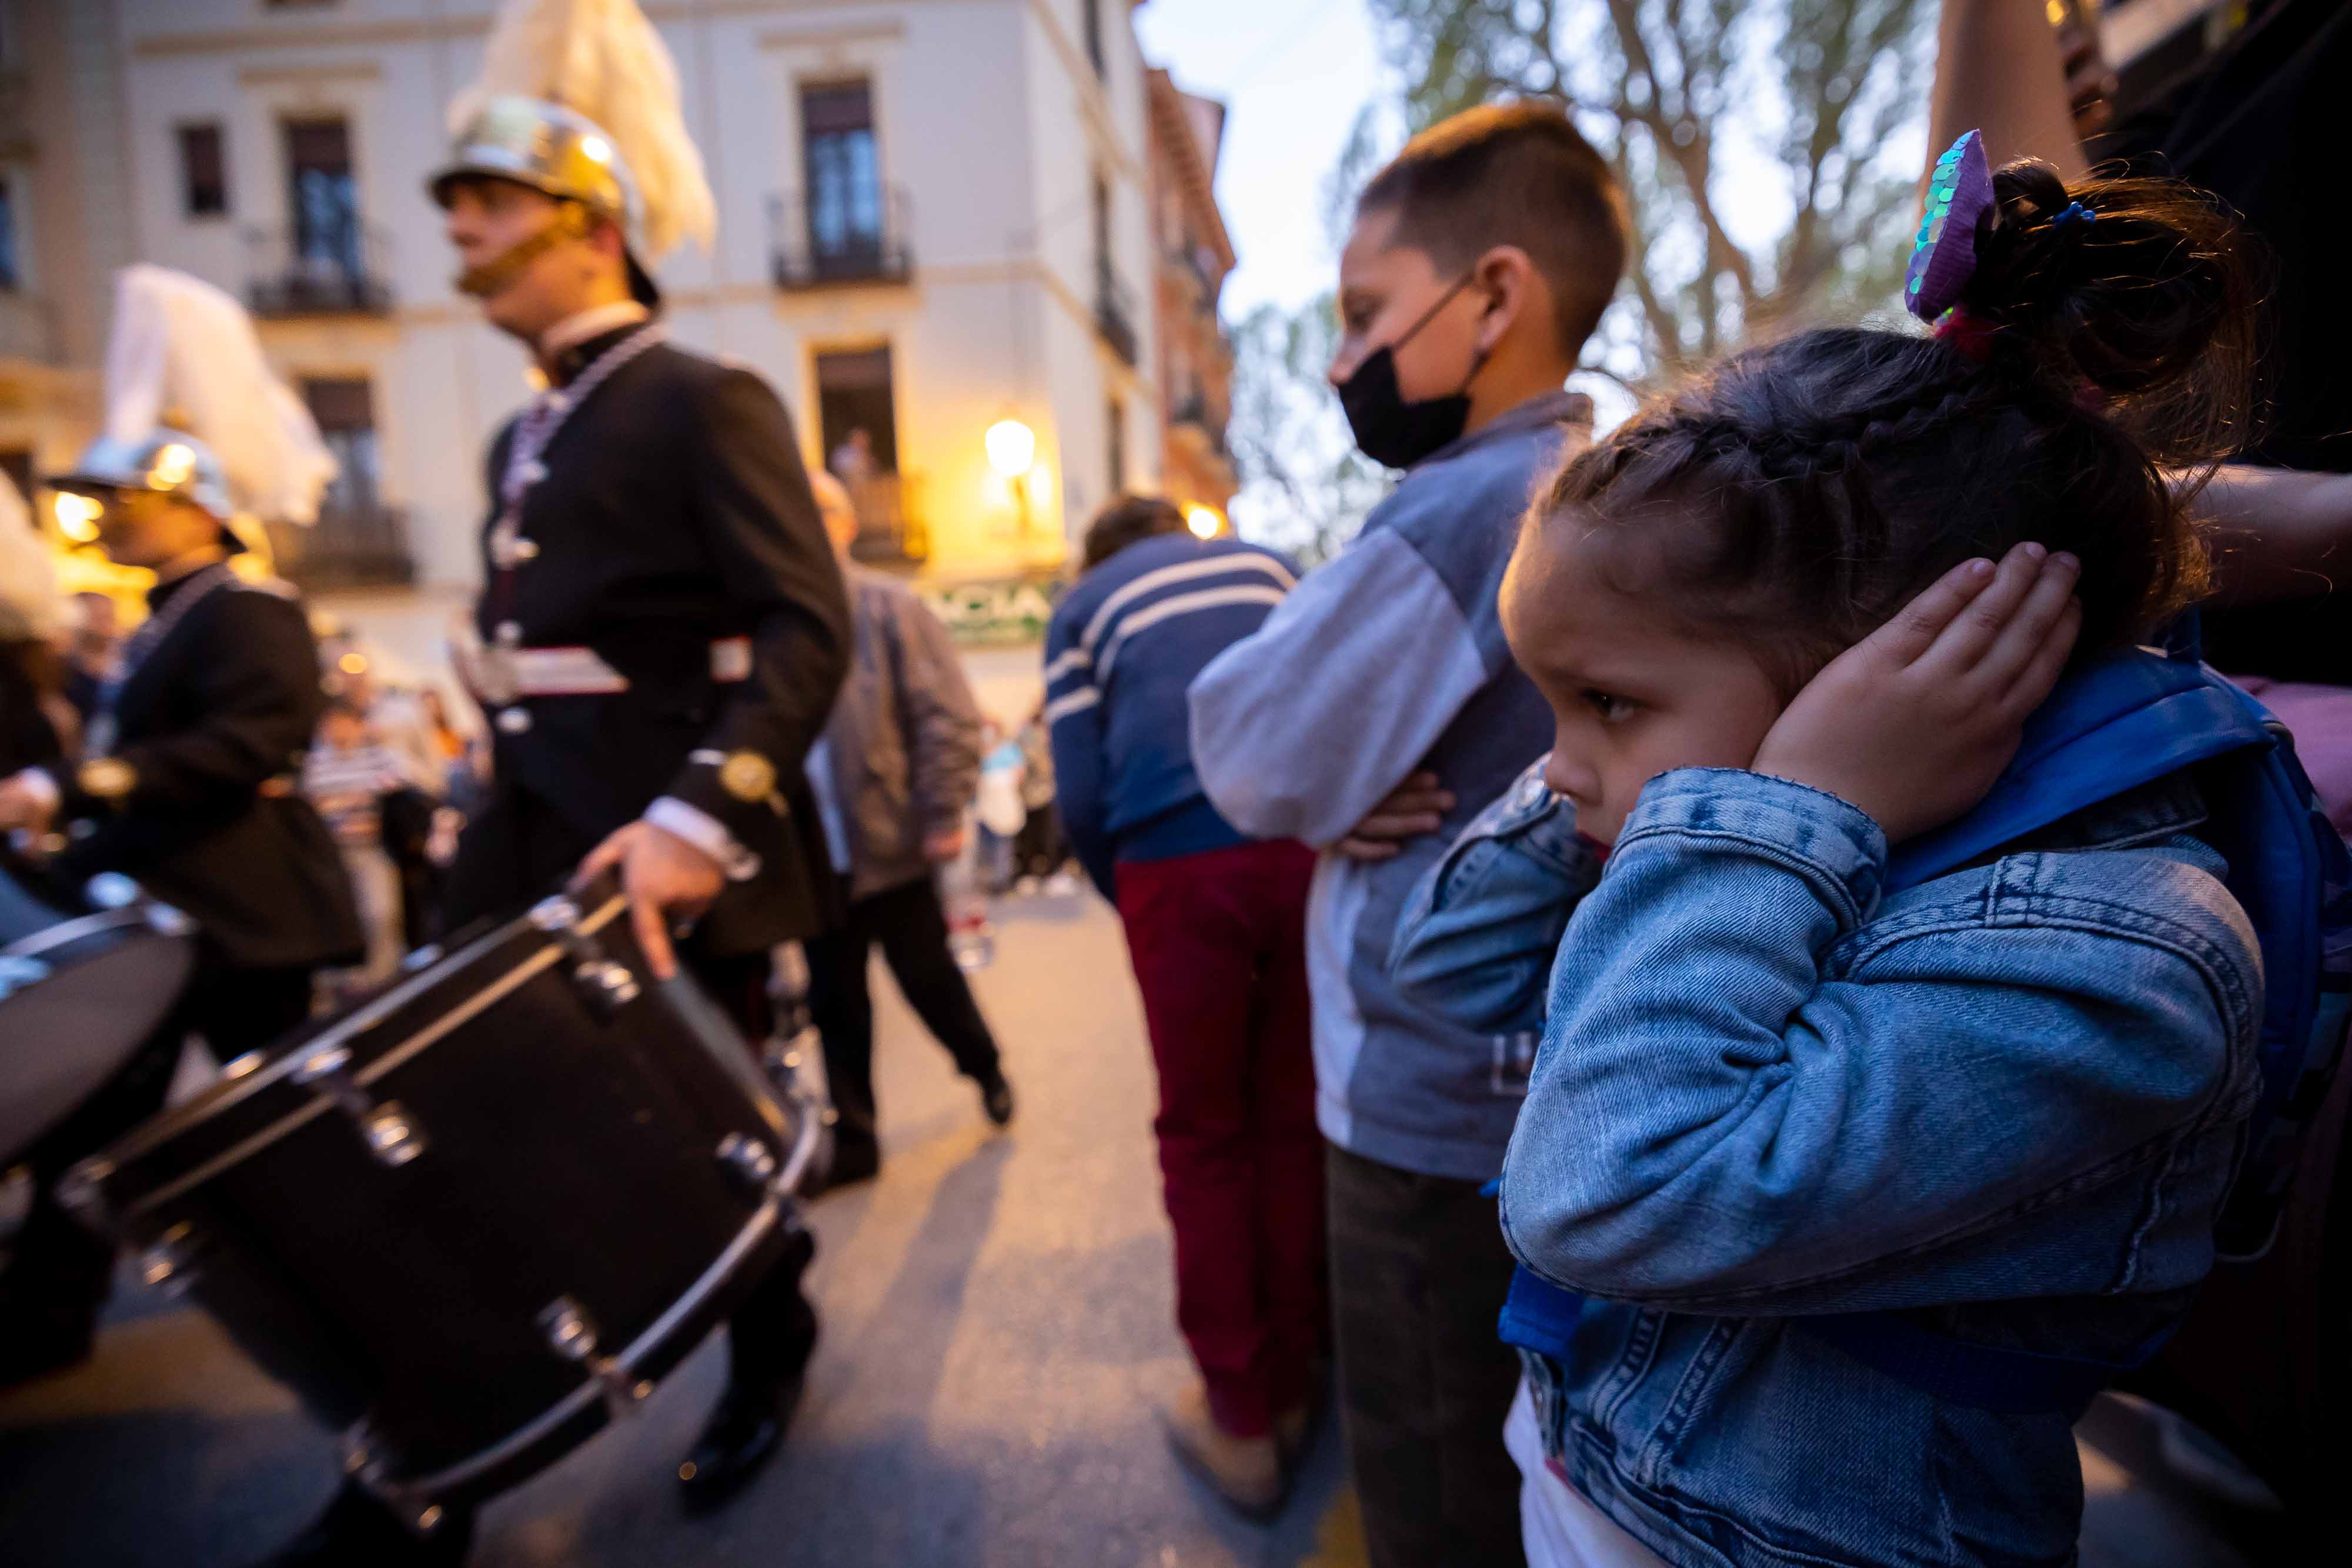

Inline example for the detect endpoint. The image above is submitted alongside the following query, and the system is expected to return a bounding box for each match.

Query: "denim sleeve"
[1388,758,1601,1034]
[1499,767,2262,1315]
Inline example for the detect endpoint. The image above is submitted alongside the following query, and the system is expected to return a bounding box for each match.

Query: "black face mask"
[1337,270,1491,470]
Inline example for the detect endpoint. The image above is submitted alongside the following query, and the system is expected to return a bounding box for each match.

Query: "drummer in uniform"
[432,93,846,1526]
[0,433,360,1383]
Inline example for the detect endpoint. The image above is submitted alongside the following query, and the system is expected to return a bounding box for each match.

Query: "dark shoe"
[802,1142,879,1198]
[677,1376,806,1512]
[254,1483,473,1567]
[977,1069,1015,1128]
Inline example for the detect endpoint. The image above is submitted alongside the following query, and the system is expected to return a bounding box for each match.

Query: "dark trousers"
[1115,840,1324,1437]
[2,952,314,1380]
[1013,803,1064,880]
[692,945,821,1391]
[1328,1142,1526,1568]
[804,874,1003,1169]
[444,803,819,1396]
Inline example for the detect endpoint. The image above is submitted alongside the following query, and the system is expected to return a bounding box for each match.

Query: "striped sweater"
[1043,532,1299,898]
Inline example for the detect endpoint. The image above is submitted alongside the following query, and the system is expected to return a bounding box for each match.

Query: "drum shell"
[72,890,797,1497]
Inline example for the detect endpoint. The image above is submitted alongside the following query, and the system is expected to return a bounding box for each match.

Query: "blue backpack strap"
[1498,1265,1585,1362]
[1890,653,2263,892]
[1808,652,2342,1411]
[1485,1177,1586,1362]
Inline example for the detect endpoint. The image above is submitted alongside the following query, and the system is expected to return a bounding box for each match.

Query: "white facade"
[34,0,1163,673]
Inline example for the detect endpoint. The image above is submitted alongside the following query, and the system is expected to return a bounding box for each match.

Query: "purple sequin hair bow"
[1905,130,1997,325]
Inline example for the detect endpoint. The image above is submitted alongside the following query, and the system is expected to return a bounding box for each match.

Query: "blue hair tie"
[2050,201,2097,232]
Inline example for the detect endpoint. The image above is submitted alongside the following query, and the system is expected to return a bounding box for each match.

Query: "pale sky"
[1134,0,1388,316]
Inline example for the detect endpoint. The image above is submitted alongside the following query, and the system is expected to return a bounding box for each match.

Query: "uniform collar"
[146,551,230,609]
[539,302,652,385]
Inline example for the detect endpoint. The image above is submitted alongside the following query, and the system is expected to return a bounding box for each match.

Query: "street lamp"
[1184,504,1222,540]
[985,419,1037,479]
[986,418,1038,537]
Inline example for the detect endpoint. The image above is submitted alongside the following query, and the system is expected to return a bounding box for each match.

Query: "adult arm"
[892,586,984,847]
[2191,465,2352,609]
[655,366,853,855]
[52,591,322,818]
[1929,0,2089,181]
[1043,610,1116,901]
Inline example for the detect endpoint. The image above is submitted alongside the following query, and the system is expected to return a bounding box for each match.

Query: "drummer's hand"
[574,821,724,981]
[0,771,56,834]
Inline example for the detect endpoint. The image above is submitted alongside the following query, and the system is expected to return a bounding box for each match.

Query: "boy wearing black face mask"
[1188,102,1625,1567]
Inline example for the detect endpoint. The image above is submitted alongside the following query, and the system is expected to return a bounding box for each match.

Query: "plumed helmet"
[52,432,237,527]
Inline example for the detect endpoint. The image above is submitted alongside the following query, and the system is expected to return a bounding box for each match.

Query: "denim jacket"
[1392,763,2263,1568]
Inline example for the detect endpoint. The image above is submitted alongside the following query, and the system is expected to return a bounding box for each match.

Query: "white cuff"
[646,795,761,881]
[11,767,61,813]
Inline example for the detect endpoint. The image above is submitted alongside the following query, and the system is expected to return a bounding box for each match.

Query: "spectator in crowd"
[1043,494,1321,1519]
[1190,103,1628,1565]
[973,720,1027,894]
[1011,703,1067,887]
[829,426,878,489]
[801,471,1015,1194]
[61,592,119,723]
[303,699,416,988]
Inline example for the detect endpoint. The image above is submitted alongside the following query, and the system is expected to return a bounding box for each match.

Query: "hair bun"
[1959,158,2260,467]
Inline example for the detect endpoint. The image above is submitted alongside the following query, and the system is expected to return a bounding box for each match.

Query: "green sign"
[917,576,1068,648]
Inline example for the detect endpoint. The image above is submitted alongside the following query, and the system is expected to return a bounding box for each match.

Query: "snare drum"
[1,864,195,1165]
[61,881,818,1524]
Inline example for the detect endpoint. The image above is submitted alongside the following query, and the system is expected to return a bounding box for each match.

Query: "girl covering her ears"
[1391,152,2273,1567]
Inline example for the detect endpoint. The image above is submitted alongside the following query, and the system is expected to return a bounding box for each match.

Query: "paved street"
[0,892,2288,1567]
[2,891,1361,1568]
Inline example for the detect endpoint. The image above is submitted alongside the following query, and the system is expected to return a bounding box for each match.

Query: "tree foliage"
[1226,1,1934,559]
[1369,0,1934,382]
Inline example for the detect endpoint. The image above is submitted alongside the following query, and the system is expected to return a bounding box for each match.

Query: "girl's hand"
[1751,542,2082,845]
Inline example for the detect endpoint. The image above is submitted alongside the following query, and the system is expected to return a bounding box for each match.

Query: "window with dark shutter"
[179,123,228,216]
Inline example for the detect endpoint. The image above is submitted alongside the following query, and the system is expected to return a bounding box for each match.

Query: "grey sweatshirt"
[1188,392,1590,1181]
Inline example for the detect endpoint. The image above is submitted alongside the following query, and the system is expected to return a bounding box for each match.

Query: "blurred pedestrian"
[974,720,1025,893]
[801,472,1014,1193]
[1011,703,1067,886]
[304,698,414,988]
[1044,494,1321,1518]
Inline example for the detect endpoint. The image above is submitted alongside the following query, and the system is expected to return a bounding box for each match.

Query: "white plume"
[104,265,340,527]
[451,0,717,260]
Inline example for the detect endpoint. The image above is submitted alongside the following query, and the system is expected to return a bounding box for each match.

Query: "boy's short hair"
[1357,102,1629,357]
[1083,494,1186,571]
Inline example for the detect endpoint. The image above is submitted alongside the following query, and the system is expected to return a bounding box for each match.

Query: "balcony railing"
[1095,264,1139,367]
[263,504,414,591]
[840,473,928,565]
[769,186,914,290]
[245,223,395,317]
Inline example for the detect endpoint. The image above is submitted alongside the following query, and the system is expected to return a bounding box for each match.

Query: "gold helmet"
[427,96,658,303]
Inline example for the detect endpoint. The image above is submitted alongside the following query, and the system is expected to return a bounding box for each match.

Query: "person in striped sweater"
[1043,497,1322,1518]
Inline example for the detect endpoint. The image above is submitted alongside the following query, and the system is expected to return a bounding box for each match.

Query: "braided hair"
[1540,159,2262,697]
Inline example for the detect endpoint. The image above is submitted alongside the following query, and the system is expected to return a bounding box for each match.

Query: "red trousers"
[1117,838,1326,1437]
